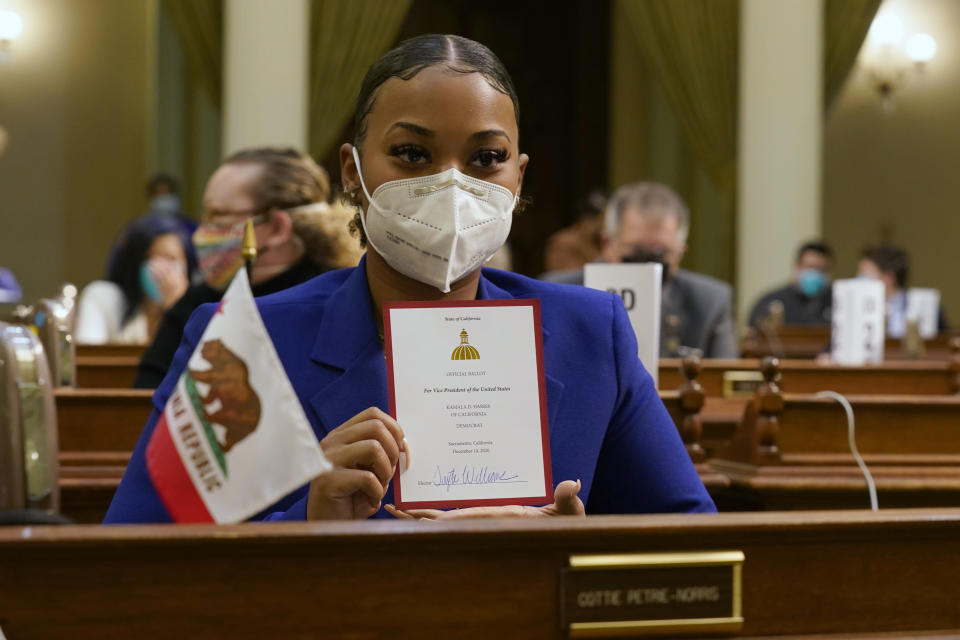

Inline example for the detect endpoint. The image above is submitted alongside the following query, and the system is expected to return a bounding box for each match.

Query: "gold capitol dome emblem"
[451,328,480,360]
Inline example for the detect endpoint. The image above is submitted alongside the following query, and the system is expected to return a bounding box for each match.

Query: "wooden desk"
[54,389,150,522]
[59,460,124,524]
[75,355,140,388]
[52,390,737,457]
[710,393,960,510]
[75,344,146,360]
[660,358,959,396]
[741,325,831,359]
[1,510,958,638]
[722,394,960,459]
[741,326,960,361]
[55,388,153,453]
[54,388,145,523]
[51,389,740,523]
[74,344,145,388]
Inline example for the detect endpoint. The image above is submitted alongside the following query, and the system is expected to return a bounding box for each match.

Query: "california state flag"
[145,269,330,523]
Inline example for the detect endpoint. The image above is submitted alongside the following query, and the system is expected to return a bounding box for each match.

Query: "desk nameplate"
[722,371,765,398]
[562,551,744,637]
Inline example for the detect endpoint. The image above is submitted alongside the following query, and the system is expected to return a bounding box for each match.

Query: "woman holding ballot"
[104,34,714,524]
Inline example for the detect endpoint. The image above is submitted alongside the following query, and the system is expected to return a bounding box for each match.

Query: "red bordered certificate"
[384,299,552,509]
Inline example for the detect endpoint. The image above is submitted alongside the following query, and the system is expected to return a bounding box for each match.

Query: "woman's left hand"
[385,479,584,520]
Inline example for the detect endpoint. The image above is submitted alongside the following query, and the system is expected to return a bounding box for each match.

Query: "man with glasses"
[134,147,362,388]
[542,181,737,358]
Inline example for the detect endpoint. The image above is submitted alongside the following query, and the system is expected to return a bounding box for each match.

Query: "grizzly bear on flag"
[189,338,262,453]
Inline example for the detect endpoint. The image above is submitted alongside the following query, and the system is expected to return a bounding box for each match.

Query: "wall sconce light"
[0,9,23,63]
[863,12,936,112]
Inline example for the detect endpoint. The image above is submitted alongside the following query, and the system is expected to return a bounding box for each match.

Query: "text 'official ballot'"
[145,269,330,523]
[384,300,552,510]
[584,263,662,386]
[831,278,885,365]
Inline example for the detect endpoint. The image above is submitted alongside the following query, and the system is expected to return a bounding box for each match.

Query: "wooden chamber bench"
[76,338,960,394]
[705,358,960,510]
[55,388,153,452]
[53,380,733,522]
[741,326,960,360]
[659,354,960,460]
[55,388,151,522]
[74,344,144,389]
[0,509,957,638]
[659,355,960,397]
[54,357,960,521]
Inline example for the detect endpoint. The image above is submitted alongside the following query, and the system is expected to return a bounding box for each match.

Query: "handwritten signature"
[432,465,521,492]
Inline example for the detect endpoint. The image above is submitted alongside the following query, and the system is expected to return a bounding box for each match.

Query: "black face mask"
[622,247,672,284]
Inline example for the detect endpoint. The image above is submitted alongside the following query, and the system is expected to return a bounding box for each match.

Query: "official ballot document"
[384,300,552,509]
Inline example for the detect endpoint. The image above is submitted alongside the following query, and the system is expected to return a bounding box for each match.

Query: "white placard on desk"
[906,288,940,339]
[384,300,552,509]
[584,263,662,386]
[831,278,885,365]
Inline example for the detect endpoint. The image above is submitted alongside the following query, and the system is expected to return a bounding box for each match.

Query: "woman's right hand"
[149,258,189,309]
[306,407,407,520]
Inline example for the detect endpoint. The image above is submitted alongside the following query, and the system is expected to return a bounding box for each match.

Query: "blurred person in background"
[748,240,834,329]
[0,268,22,304]
[600,182,737,358]
[144,172,198,239]
[133,146,364,388]
[542,181,737,358]
[541,189,606,273]
[75,215,195,344]
[858,245,948,337]
[105,173,196,278]
[145,172,183,218]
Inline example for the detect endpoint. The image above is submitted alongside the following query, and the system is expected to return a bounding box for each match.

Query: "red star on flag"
[215,299,228,315]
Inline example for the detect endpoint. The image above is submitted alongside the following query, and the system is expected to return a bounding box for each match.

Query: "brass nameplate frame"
[563,550,744,637]
[722,371,764,398]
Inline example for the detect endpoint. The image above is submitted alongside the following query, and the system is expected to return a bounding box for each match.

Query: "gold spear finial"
[242,218,258,279]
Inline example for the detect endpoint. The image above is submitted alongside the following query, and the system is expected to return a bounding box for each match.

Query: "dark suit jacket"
[104,258,715,522]
[748,284,832,329]
[541,267,738,358]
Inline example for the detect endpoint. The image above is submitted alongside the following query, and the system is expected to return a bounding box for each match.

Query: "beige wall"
[0,0,152,304]
[223,0,308,155]
[824,0,960,321]
[738,0,823,324]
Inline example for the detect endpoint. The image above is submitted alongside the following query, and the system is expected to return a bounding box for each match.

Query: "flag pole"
[242,218,258,281]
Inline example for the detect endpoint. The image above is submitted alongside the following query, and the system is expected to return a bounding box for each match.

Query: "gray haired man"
[543,182,738,358]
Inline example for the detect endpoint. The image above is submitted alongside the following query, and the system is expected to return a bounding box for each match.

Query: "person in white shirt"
[75,215,194,344]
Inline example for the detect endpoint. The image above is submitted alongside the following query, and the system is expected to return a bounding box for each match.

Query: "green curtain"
[618,0,739,284]
[620,0,739,190]
[615,0,880,284]
[161,0,223,109]
[824,0,881,110]
[309,0,412,161]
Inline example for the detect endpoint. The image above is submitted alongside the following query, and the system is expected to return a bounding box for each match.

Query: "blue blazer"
[104,259,715,523]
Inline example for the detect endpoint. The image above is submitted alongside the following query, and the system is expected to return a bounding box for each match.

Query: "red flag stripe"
[146,413,214,523]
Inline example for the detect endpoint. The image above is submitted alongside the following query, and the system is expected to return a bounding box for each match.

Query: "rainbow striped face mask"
[192,215,266,290]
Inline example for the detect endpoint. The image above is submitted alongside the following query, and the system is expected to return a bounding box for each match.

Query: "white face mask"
[352,147,517,293]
